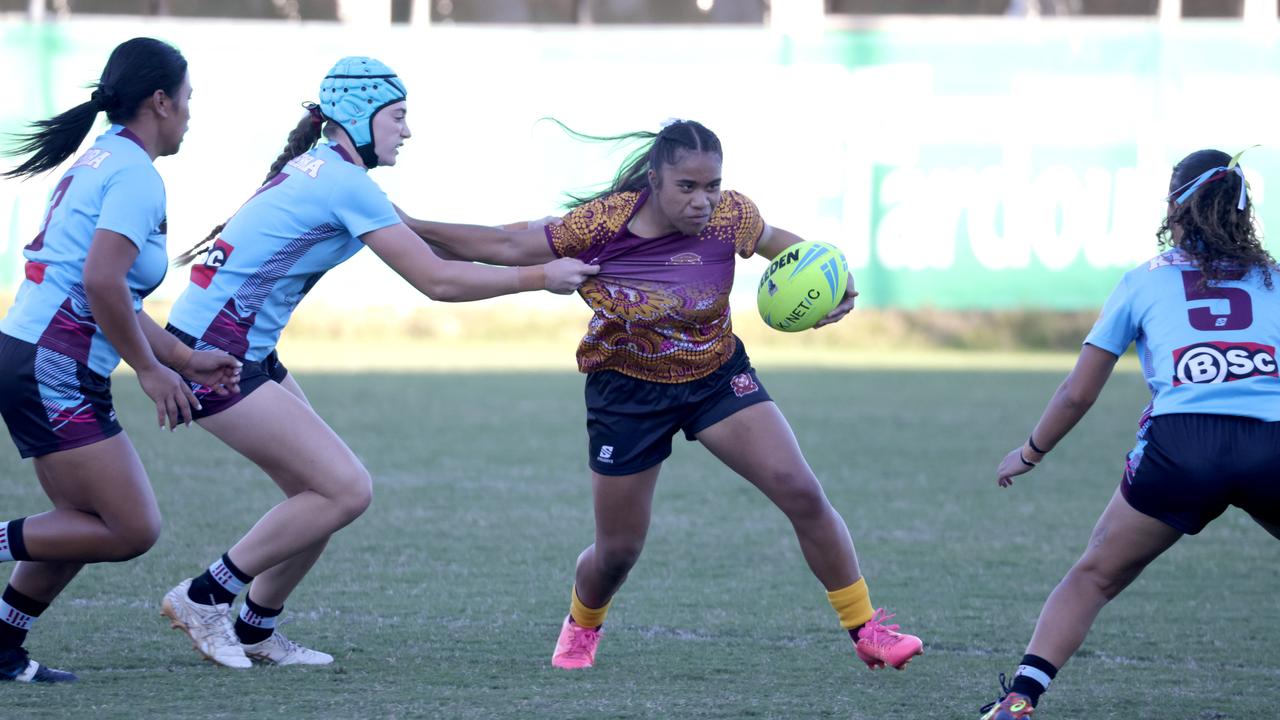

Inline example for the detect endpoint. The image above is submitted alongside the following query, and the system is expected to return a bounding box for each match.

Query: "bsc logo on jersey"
[1172,341,1278,386]
[191,238,235,290]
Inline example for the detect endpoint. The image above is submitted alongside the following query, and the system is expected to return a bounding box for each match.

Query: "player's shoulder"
[712,188,757,218]
[564,191,642,239]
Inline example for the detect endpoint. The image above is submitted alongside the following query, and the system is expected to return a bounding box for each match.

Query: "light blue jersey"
[0,125,168,376]
[167,143,400,361]
[1086,249,1280,421]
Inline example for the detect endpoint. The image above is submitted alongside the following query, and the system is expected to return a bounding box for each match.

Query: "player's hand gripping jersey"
[546,189,764,383]
[1086,249,1280,420]
[168,143,400,360]
[0,126,168,376]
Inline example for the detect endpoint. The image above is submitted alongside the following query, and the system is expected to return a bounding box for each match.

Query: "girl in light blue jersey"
[157,57,596,669]
[0,38,241,683]
[980,149,1280,719]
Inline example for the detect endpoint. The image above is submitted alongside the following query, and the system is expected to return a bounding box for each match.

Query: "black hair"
[547,118,722,208]
[1157,148,1275,289]
[3,37,187,179]
[174,108,324,266]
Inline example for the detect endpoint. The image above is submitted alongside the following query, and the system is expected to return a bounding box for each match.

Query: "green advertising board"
[1,20,1276,310]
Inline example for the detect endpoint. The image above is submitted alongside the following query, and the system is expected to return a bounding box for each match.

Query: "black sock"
[234,595,282,645]
[187,553,253,606]
[0,585,49,650]
[1,518,32,562]
[1009,653,1058,707]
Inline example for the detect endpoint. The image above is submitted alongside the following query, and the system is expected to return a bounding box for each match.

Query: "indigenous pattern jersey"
[0,125,169,376]
[1085,249,1280,421]
[168,143,400,361]
[546,189,764,383]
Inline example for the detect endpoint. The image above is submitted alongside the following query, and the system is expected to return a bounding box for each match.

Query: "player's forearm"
[1024,345,1117,461]
[83,276,161,373]
[403,218,518,264]
[137,311,192,370]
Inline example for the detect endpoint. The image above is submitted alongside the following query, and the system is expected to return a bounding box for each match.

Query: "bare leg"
[241,374,326,609]
[573,465,662,609]
[696,402,858,590]
[17,433,161,564]
[1025,487,1182,668]
[194,381,371,577]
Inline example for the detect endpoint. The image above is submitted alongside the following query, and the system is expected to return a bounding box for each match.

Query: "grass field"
[0,356,1276,719]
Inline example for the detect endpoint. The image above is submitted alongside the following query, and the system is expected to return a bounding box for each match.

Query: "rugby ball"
[757,241,849,332]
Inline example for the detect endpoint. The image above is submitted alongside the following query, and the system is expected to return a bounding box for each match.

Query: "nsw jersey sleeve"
[331,174,401,239]
[96,163,165,250]
[546,192,640,260]
[1084,272,1138,356]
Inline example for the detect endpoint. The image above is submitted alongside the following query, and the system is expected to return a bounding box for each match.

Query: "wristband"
[517,265,545,292]
[1027,435,1048,454]
[1019,451,1038,468]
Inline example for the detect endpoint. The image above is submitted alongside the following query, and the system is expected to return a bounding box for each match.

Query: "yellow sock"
[569,586,611,629]
[827,577,873,630]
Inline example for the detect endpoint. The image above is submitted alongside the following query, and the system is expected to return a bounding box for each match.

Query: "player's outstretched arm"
[758,224,859,329]
[996,344,1120,487]
[364,221,596,301]
[396,207,556,267]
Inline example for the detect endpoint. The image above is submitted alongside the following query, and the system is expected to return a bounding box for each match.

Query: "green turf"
[0,364,1275,719]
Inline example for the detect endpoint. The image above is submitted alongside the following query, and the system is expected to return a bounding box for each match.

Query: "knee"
[1068,555,1138,601]
[772,471,830,522]
[332,466,373,524]
[112,516,162,561]
[596,541,644,579]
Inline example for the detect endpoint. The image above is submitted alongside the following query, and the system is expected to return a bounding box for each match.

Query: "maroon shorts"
[166,325,288,420]
[0,332,123,459]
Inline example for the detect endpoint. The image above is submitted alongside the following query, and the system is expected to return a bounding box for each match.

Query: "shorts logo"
[730,373,759,397]
[597,445,614,463]
[1172,341,1277,386]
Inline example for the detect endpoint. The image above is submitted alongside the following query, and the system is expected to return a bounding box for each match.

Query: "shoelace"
[861,609,903,646]
[195,594,241,647]
[979,673,1014,714]
[565,626,599,658]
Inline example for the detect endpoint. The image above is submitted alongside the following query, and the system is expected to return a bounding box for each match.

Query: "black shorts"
[166,325,288,420]
[0,332,123,459]
[1122,413,1280,535]
[584,338,772,476]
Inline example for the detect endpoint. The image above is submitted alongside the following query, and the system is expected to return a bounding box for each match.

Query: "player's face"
[651,150,722,236]
[372,101,411,167]
[159,71,192,157]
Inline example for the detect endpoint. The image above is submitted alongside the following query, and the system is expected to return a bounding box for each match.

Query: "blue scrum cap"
[318,57,407,168]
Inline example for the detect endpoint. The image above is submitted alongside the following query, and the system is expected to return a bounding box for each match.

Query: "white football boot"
[161,578,252,669]
[242,631,334,666]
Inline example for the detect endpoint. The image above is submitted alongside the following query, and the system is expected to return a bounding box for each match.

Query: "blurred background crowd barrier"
[1,1,1277,356]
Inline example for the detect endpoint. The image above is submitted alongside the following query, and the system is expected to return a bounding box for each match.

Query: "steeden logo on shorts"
[1171,341,1277,386]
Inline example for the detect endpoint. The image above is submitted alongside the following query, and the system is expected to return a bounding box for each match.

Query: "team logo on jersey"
[70,148,111,170]
[668,252,702,265]
[1172,341,1277,386]
[191,238,235,289]
[730,372,759,397]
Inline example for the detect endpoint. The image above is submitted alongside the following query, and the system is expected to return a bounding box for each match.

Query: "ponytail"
[546,118,723,208]
[2,99,102,179]
[174,110,324,266]
[3,37,186,180]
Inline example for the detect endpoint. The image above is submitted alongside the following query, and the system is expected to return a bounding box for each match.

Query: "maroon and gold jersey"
[545,189,764,383]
